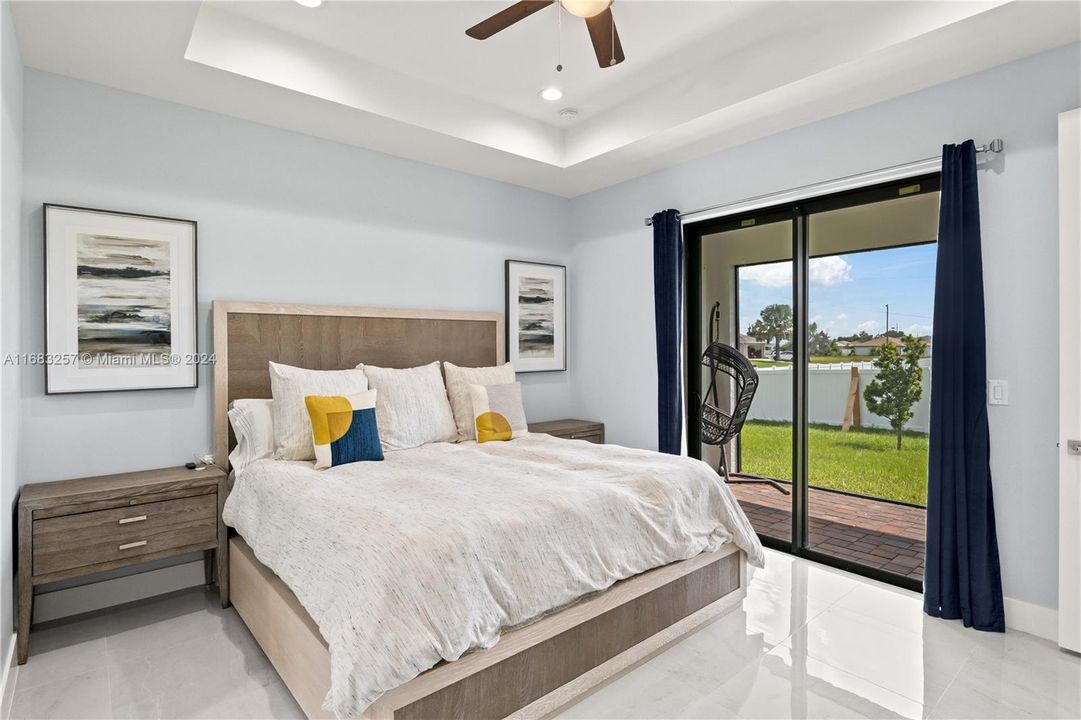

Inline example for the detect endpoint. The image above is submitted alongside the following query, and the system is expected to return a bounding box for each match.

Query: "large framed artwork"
[505,260,566,373]
[44,204,198,394]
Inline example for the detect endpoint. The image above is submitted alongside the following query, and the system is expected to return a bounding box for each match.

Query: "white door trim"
[1058,107,1081,653]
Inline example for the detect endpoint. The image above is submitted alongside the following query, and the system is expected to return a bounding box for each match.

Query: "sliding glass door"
[694,212,795,543]
[686,175,940,590]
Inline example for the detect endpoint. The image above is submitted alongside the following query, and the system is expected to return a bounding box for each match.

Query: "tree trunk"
[896,426,903,450]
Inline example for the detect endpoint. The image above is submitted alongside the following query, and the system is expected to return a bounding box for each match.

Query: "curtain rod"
[643,139,1004,227]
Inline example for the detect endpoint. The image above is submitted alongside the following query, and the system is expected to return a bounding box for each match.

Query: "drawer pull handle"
[118,540,147,551]
[118,515,147,525]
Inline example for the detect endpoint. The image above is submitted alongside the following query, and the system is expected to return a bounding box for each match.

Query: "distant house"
[851,335,904,356]
[836,340,854,356]
[739,334,766,359]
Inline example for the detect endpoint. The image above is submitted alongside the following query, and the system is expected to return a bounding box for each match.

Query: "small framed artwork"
[505,260,566,373]
[44,204,198,394]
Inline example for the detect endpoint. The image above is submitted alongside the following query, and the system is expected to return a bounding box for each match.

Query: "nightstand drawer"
[528,419,605,445]
[33,493,217,577]
[562,431,604,443]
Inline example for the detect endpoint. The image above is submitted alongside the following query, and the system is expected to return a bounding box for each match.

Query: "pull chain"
[610,7,615,66]
[556,1,563,72]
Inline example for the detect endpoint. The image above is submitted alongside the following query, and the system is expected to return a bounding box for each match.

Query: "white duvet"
[222,433,764,718]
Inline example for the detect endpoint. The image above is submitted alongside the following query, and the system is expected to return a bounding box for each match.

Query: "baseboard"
[1004,595,1058,642]
[33,560,205,623]
[1,631,17,720]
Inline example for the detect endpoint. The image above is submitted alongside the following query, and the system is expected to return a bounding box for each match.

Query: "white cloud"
[809,256,853,287]
[905,323,932,337]
[856,320,879,334]
[740,262,792,288]
[740,257,853,289]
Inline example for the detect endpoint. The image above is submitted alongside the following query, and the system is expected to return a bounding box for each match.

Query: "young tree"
[808,322,833,357]
[749,304,793,360]
[863,335,927,449]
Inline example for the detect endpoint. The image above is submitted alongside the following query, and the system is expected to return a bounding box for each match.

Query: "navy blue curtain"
[653,209,683,455]
[924,141,1005,632]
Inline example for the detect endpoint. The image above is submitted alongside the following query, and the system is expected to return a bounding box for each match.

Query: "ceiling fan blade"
[466,1,552,40]
[584,8,624,68]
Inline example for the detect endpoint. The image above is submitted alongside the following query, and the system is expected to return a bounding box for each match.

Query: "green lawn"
[809,355,862,364]
[739,420,928,505]
[750,359,788,368]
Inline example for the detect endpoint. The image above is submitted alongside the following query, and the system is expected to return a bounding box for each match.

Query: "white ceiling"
[12,1,1081,197]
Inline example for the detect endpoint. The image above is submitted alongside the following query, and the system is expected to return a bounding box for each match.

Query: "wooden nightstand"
[16,465,228,664]
[528,419,605,444]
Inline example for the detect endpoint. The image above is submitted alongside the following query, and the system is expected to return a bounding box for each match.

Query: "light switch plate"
[988,379,1009,406]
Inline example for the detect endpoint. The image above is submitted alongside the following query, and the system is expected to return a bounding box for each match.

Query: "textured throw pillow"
[443,361,516,441]
[469,382,528,443]
[227,398,276,473]
[358,362,458,451]
[269,362,369,461]
[305,390,383,469]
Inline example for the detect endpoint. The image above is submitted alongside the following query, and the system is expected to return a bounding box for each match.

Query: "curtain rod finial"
[989,138,1004,153]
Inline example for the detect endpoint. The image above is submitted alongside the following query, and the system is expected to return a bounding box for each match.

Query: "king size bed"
[212,301,764,720]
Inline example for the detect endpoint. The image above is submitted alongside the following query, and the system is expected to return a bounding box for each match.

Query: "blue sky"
[738,243,937,339]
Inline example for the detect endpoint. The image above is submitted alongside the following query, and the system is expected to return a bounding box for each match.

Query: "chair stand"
[717,446,791,496]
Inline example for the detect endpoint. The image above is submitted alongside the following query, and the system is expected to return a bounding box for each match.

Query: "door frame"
[685,173,940,592]
[1058,108,1080,652]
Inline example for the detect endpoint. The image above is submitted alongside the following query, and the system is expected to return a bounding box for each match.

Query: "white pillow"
[228,398,275,473]
[443,361,516,441]
[358,361,457,451]
[269,361,369,460]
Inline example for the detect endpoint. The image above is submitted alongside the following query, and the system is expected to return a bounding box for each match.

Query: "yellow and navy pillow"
[469,382,527,443]
[304,390,383,469]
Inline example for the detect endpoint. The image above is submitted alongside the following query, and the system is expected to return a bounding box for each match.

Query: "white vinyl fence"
[748,359,931,433]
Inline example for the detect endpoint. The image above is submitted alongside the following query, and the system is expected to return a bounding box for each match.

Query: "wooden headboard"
[212,301,504,467]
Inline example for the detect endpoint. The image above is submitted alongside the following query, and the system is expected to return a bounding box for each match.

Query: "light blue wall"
[10,42,1080,617]
[1,0,22,665]
[567,42,1081,610]
[15,70,573,495]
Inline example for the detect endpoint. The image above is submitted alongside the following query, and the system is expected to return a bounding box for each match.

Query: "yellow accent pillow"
[475,412,514,442]
[469,382,527,443]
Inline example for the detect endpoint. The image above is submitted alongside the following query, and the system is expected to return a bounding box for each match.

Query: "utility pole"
[885,304,889,339]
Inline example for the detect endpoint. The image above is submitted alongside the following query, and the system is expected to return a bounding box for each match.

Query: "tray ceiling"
[13,1,1081,197]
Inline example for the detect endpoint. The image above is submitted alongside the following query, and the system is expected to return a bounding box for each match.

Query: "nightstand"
[16,465,228,664]
[528,419,605,444]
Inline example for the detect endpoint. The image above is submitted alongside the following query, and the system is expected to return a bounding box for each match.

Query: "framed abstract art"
[44,204,198,393]
[505,260,566,373]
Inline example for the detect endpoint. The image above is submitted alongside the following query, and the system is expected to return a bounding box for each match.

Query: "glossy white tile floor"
[9,549,1080,719]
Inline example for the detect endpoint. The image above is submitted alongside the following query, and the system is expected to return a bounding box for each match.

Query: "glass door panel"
[701,217,794,543]
[804,191,939,580]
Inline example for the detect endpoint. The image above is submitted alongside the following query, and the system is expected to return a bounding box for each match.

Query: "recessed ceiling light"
[295,0,323,7]
[539,87,563,102]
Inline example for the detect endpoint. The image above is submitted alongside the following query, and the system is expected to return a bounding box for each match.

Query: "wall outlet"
[987,379,1009,406]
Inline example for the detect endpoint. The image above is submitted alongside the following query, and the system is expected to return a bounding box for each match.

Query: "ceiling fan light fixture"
[539,87,564,102]
[560,0,612,19]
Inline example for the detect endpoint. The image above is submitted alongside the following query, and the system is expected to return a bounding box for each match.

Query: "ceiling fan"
[466,0,625,69]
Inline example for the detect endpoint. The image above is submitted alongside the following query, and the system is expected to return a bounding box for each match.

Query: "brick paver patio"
[729,481,926,582]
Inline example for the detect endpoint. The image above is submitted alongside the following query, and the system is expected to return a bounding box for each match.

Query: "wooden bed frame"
[212,301,748,720]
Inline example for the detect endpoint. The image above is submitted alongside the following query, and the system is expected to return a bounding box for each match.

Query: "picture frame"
[505,260,566,373]
[43,204,198,394]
